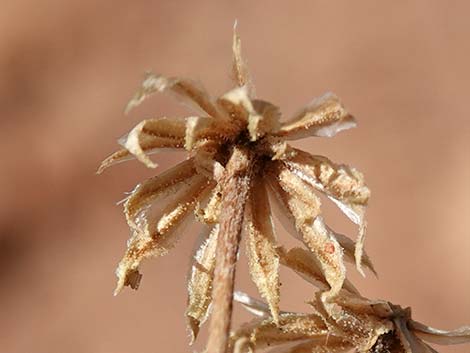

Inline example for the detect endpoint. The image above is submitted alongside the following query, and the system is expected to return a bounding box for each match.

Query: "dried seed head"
[233,291,470,353]
[100,24,372,347]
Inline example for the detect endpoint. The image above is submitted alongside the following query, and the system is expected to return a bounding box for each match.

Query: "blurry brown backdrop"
[1,1,469,352]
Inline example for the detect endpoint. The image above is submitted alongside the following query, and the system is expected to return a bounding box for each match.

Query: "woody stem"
[206,146,253,353]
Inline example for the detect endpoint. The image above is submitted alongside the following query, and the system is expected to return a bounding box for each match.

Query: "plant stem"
[206,146,253,353]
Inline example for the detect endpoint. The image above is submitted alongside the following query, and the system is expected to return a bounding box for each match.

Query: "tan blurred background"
[1,1,469,352]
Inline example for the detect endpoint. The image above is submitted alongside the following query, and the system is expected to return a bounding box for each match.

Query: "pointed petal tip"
[114,268,127,296]
[368,260,379,278]
[347,114,358,129]
[123,103,133,115]
[357,266,366,278]
[355,250,367,278]
[186,315,200,345]
[318,114,357,138]
[113,283,123,296]
[125,143,159,169]
[96,158,115,174]
[96,157,114,175]
[124,97,142,115]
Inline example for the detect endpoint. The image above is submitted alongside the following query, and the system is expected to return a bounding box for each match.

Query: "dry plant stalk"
[98,23,469,353]
[207,147,253,353]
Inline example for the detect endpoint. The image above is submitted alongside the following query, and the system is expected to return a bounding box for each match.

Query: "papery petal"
[245,178,280,323]
[275,92,356,140]
[277,247,359,295]
[283,149,370,275]
[265,180,300,241]
[234,292,300,320]
[410,320,470,345]
[218,86,278,141]
[185,116,208,151]
[268,172,345,300]
[332,292,392,318]
[114,174,211,294]
[97,149,138,174]
[185,116,238,151]
[310,293,393,352]
[119,117,186,168]
[97,118,186,173]
[273,165,322,225]
[248,100,281,141]
[186,225,219,344]
[218,86,252,126]
[283,149,369,221]
[230,313,329,352]
[232,21,253,94]
[303,217,345,300]
[328,199,367,277]
[234,291,271,319]
[333,231,377,276]
[125,72,221,118]
[124,158,197,225]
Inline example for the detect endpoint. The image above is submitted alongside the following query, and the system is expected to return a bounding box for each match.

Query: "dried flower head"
[232,256,470,353]
[233,291,470,353]
[99,24,370,351]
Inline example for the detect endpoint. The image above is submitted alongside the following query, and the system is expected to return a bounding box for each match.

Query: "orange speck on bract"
[325,242,335,254]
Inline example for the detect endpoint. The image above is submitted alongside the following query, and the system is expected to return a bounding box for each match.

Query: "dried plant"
[230,250,470,353]
[100,23,469,353]
[99,25,371,353]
